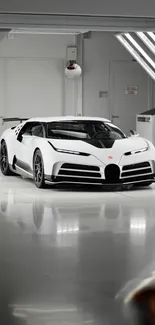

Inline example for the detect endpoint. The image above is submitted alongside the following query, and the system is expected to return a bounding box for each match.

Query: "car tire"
[33,149,45,189]
[134,182,153,187]
[0,140,13,176]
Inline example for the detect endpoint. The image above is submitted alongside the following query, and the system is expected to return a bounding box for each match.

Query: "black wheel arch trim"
[15,158,32,173]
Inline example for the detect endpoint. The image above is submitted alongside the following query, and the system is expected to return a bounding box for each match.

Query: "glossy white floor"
[0,172,155,325]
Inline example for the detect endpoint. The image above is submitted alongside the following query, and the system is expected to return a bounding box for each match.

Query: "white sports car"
[0,116,155,188]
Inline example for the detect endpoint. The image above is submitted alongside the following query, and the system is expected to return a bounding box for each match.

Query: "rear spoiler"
[1,117,29,124]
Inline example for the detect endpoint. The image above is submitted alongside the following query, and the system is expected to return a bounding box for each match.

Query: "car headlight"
[56,148,85,155]
[125,147,148,156]
[131,147,148,154]
[48,141,90,156]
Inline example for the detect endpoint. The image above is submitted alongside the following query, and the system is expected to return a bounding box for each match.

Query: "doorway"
[110,61,151,134]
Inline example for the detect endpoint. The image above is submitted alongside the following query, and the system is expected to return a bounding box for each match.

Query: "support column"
[64,34,83,116]
[148,76,153,110]
[75,34,83,116]
[64,74,76,116]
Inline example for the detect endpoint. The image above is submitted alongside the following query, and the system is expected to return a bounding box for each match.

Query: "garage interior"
[1,9,155,325]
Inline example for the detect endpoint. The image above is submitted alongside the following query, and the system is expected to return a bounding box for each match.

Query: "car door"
[15,122,43,174]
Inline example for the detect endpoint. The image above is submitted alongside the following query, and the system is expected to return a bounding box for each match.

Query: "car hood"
[49,137,148,165]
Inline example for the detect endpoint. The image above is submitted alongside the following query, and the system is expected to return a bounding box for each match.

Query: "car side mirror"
[17,134,23,142]
[130,130,139,137]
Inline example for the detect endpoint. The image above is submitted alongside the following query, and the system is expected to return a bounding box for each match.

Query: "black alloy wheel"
[33,149,45,188]
[0,141,12,175]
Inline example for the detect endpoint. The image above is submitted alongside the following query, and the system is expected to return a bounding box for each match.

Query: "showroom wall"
[0,33,75,133]
[0,31,138,124]
[152,84,155,108]
[83,32,151,121]
[0,31,151,134]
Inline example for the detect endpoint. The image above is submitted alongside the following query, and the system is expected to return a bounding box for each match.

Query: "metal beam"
[0,14,155,31]
[1,0,155,18]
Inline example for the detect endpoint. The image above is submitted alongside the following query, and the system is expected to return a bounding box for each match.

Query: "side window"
[24,125,32,135]
[20,123,33,136]
[31,123,43,138]
[17,122,44,141]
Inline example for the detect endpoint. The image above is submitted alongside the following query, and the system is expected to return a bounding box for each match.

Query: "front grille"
[105,164,120,183]
[54,163,102,184]
[51,161,154,185]
[121,174,154,184]
[53,176,102,184]
[122,168,152,178]
[121,161,153,184]
[101,174,154,185]
[62,163,100,171]
[59,169,101,178]
[122,162,150,171]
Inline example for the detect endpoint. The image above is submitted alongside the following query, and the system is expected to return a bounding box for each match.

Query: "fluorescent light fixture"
[9,28,87,35]
[125,33,155,69]
[116,34,155,81]
[136,31,155,55]
[147,31,155,42]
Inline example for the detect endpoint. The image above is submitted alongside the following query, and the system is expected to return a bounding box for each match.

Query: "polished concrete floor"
[0,173,155,325]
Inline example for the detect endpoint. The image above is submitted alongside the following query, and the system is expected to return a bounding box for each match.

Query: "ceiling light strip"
[116,34,155,80]
[125,33,155,69]
[9,28,87,35]
[136,32,155,55]
[147,31,155,42]
[10,30,80,35]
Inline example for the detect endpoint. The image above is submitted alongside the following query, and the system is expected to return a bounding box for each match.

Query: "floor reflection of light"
[57,222,79,235]
[130,213,146,246]
[56,222,79,247]
[130,218,146,235]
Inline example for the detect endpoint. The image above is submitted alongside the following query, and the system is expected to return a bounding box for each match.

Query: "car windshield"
[46,120,126,148]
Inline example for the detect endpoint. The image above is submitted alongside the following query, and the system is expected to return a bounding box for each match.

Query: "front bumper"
[45,160,155,186]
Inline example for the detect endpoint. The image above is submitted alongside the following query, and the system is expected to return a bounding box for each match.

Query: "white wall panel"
[0,59,5,118]
[82,32,151,123]
[151,83,155,108]
[0,34,76,133]
[83,32,132,118]
[0,34,75,58]
[5,58,64,118]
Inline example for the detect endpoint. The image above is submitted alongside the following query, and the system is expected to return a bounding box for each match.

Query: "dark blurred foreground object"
[0,295,26,325]
[128,278,155,325]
